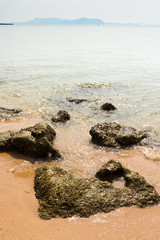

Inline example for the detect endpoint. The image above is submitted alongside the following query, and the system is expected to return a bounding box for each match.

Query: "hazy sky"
[1,0,160,24]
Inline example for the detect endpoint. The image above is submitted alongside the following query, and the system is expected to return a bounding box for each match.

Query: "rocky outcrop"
[90,122,147,148]
[0,107,22,120]
[0,122,61,159]
[67,98,88,104]
[101,102,116,111]
[52,110,70,123]
[34,160,160,219]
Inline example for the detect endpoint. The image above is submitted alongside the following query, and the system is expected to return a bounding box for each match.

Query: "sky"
[0,0,160,25]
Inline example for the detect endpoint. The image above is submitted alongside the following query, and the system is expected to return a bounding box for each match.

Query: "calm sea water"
[0,25,160,141]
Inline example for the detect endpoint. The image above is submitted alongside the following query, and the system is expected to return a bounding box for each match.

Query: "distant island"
[16,17,105,25]
[15,17,141,26]
[0,23,14,25]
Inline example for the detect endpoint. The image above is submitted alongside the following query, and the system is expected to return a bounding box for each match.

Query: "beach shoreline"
[0,118,160,240]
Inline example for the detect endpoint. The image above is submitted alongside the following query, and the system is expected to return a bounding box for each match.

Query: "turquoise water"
[0,25,160,138]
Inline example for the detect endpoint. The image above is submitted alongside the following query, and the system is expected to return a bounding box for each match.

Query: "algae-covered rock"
[34,160,160,219]
[90,122,147,148]
[52,110,70,123]
[101,102,116,111]
[0,122,61,159]
[0,107,22,120]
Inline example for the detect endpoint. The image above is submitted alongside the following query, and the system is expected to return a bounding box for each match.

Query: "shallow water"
[0,25,160,125]
[1,25,160,159]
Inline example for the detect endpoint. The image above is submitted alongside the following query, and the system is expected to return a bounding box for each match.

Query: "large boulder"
[90,122,147,148]
[0,107,22,120]
[34,160,160,219]
[52,110,70,123]
[0,122,61,159]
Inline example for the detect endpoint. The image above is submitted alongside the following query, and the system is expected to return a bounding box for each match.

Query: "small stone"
[67,98,88,104]
[101,103,116,111]
[52,110,70,123]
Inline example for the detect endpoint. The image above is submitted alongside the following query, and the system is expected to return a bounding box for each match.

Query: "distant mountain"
[15,18,143,26]
[15,17,105,25]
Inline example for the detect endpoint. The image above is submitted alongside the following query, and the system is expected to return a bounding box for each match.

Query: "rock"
[52,110,70,123]
[90,122,147,148]
[0,107,22,114]
[95,160,123,182]
[0,122,61,159]
[0,107,22,120]
[34,160,160,219]
[67,98,88,104]
[101,102,116,111]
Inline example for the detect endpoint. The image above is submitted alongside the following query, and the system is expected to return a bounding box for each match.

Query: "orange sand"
[0,119,160,240]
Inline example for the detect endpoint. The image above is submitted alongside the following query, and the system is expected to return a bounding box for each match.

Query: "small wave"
[90,216,108,223]
[139,146,160,161]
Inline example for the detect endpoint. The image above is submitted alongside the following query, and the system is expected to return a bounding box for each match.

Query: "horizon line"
[1,17,160,27]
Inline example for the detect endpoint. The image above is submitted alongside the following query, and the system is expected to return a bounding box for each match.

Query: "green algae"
[34,160,160,219]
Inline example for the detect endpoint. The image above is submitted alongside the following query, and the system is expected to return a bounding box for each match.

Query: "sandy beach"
[0,118,160,240]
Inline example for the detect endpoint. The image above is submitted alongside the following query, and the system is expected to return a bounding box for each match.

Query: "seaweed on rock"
[90,122,147,148]
[0,122,61,159]
[34,160,160,219]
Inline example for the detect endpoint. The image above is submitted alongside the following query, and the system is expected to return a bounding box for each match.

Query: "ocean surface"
[0,25,160,158]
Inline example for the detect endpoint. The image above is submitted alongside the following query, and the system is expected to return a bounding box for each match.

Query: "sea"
[0,24,160,161]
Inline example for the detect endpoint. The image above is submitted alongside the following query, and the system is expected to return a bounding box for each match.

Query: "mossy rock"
[52,110,70,123]
[34,160,160,219]
[0,122,61,159]
[90,122,147,148]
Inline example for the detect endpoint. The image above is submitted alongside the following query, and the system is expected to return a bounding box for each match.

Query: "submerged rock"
[77,83,113,89]
[0,107,22,120]
[101,102,116,111]
[90,122,147,148]
[52,110,70,123]
[0,122,61,159]
[67,98,88,104]
[34,160,160,219]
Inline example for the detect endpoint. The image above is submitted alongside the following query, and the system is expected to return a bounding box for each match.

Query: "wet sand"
[1,119,160,240]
